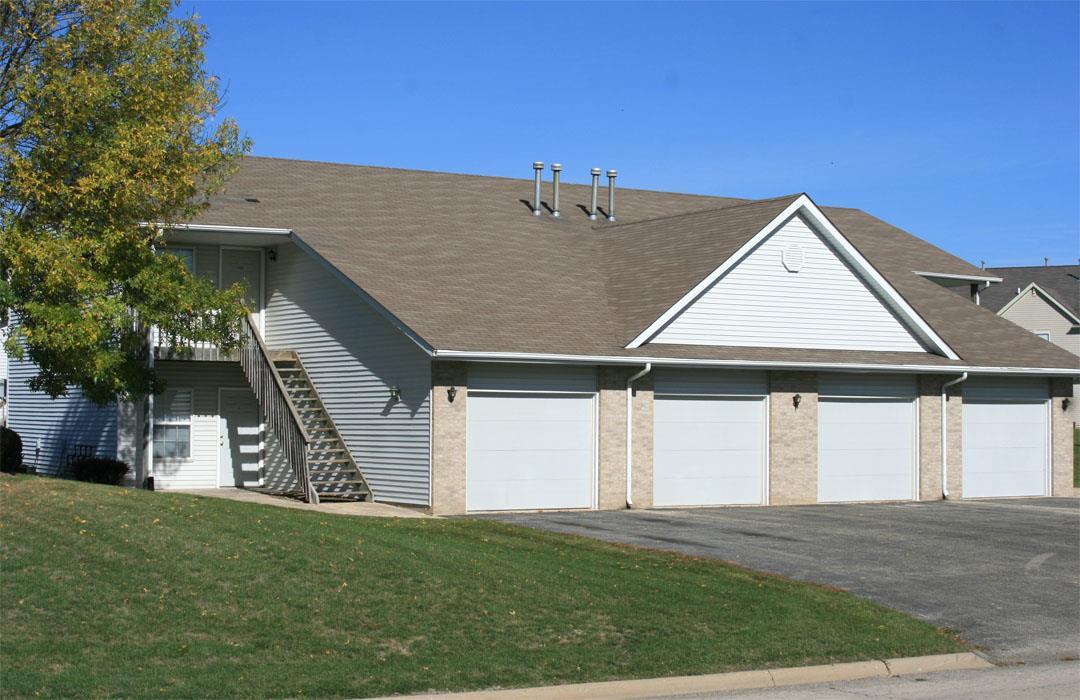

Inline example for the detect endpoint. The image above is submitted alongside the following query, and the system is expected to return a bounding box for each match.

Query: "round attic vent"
[781,245,804,273]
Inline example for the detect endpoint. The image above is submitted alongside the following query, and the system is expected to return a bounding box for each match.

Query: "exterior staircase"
[236,315,372,504]
[271,352,372,502]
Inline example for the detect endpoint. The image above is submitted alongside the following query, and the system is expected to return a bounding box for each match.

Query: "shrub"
[1,427,23,473]
[71,457,129,486]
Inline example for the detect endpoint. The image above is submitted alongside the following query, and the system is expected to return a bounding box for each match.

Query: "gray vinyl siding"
[265,241,432,505]
[999,291,1080,358]
[7,354,117,472]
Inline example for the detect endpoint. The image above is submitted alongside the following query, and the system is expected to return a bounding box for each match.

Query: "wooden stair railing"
[237,315,318,504]
[271,352,373,502]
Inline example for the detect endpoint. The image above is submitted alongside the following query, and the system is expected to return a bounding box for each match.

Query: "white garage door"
[962,379,1048,498]
[654,370,767,506]
[818,374,916,503]
[466,365,595,512]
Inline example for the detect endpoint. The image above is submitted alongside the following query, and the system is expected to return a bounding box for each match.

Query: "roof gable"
[626,195,959,358]
[998,283,1080,326]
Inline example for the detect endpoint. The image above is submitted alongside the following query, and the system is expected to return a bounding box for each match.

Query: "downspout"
[626,363,652,508]
[940,372,968,499]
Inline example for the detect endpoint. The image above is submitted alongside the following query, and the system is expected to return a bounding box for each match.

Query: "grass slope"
[1,476,963,698]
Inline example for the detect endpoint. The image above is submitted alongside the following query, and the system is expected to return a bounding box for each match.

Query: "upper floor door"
[220,247,264,331]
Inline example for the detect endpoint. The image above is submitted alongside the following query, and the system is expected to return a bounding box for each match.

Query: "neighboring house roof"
[980,265,1080,320]
[187,156,1078,372]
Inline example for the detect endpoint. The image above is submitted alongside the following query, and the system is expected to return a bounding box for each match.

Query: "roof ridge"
[243,154,741,201]
[987,264,1080,271]
[593,192,803,231]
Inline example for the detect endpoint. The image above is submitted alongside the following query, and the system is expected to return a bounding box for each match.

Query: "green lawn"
[1,476,963,699]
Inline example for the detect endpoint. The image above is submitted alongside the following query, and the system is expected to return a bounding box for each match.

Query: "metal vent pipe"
[606,169,618,222]
[532,162,544,216]
[589,168,601,220]
[551,163,562,217]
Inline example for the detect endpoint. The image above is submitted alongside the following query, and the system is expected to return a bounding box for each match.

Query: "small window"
[1034,331,1051,342]
[154,389,192,459]
[163,247,195,274]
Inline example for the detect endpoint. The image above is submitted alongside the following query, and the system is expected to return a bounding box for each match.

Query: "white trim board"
[624,195,960,360]
[997,283,1080,326]
[432,349,1080,376]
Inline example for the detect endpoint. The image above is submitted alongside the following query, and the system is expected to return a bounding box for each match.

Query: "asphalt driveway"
[486,498,1080,664]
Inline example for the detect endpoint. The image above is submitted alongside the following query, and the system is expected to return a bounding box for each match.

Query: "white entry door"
[465,365,596,512]
[653,370,767,506]
[220,248,263,328]
[818,375,916,503]
[218,388,262,487]
[962,379,1049,498]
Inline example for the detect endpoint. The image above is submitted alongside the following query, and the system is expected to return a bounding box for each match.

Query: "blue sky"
[182,1,1079,268]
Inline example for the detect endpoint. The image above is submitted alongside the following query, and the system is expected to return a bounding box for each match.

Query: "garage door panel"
[469,418,592,452]
[819,421,913,451]
[818,394,915,503]
[466,387,594,512]
[654,394,765,506]
[656,419,763,452]
[962,383,1048,499]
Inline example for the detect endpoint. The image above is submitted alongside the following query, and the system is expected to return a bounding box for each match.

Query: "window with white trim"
[154,389,192,459]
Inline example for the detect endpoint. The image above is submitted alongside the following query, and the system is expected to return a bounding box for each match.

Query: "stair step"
[313,479,366,487]
[310,458,351,465]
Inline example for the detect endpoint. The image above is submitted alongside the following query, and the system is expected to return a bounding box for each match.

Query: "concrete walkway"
[699,661,1080,699]
[176,487,431,518]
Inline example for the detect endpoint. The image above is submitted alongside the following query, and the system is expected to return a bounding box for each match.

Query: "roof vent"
[589,168,601,220]
[606,169,618,222]
[532,162,544,216]
[550,163,562,218]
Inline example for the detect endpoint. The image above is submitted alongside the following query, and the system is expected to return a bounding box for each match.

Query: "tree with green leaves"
[0,0,250,404]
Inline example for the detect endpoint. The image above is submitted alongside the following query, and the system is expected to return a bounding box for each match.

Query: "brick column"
[431,362,468,515]
[629,372,654,509]
[597,367,629,510]
[1050,377,1076,497]
[768,371,817,505]
[917,375,962,500]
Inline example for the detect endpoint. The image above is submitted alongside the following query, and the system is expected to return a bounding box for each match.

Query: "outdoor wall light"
[1064,397,1072,411]
[447,386,458,403]
[267,247,278,262]
[792,393,802,409]
[389,386,401,403]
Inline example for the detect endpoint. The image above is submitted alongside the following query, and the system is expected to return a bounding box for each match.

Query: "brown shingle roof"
[978,265,1080,318]
[189,156,1078,372]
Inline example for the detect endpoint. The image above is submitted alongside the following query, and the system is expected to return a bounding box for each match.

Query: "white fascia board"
[915,271,1003,286]
[145,222,294,236]
[998,283,1080,326]
[625,195,961,360]
[432,349,1080,376]
[288,233,434,356]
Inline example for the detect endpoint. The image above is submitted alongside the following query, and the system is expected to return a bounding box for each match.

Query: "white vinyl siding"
[151,361,255,490]
[466,365,596,512]
[653,370,767,506]
[7,352,117,473]
[651,214,927,352]
[818,374,917,503]
[265,242,432,506]
[962,377,1049,498]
